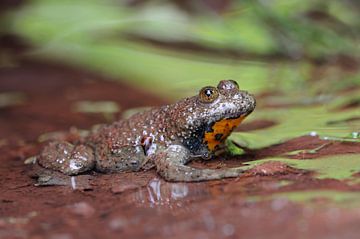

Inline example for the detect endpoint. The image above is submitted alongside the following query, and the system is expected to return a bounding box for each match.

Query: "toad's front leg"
[154,145,244,182]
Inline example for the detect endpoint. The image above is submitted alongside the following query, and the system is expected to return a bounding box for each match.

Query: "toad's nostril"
[239,90,249,95]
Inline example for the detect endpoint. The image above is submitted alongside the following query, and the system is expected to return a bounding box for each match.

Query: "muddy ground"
[1,22,360,238]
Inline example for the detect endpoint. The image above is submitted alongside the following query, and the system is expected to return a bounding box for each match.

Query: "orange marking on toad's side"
[204,116,246,151]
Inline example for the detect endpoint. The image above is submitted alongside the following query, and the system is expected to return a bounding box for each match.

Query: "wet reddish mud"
[1,58,360,239]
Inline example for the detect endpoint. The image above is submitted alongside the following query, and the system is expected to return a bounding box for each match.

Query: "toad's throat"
[204,115,246,151]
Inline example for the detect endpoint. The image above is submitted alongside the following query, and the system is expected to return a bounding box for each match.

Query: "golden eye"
[199,86,219,103]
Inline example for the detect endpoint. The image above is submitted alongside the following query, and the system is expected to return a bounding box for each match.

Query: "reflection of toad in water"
[130,178,210,208]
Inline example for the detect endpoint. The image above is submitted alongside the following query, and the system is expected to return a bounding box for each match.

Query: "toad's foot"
[28,163,94,188]
[38,141,95,175]
[28,163,72,186]
[154,145,244,182]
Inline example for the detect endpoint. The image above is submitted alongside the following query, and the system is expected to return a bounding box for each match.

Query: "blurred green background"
[2,0,359,97]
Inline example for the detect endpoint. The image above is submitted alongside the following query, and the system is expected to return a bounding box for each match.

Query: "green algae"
[231,90,360,149]
[245,154,360,181]
[284,143,331,156]
[249,190,360,208]
[225,140,245,156]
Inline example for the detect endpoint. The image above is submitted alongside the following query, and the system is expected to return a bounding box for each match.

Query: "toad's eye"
[199,86,219,103]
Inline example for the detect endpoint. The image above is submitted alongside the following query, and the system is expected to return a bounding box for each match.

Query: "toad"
[36,80,256,182]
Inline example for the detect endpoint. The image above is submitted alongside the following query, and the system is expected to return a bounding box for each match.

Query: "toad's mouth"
[203,115,247,151]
